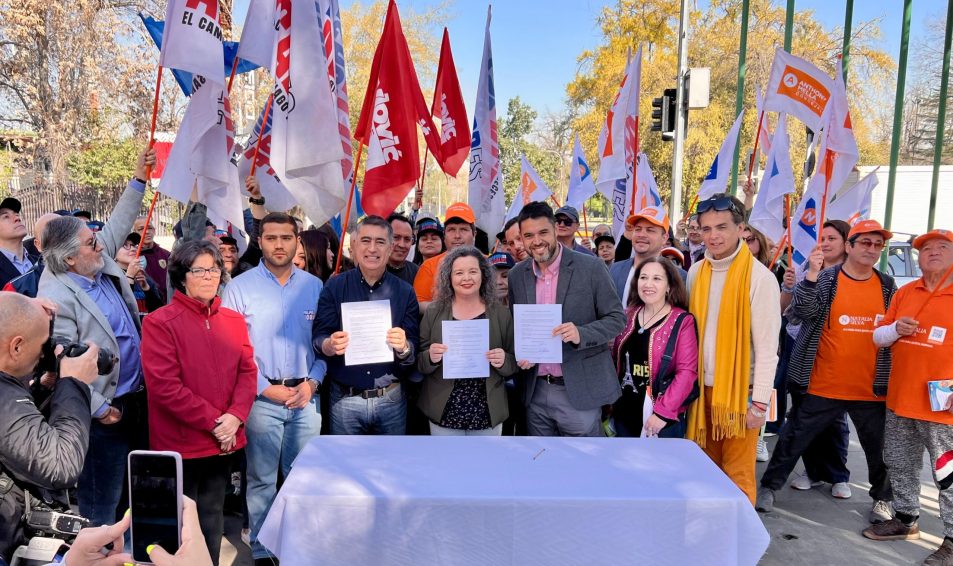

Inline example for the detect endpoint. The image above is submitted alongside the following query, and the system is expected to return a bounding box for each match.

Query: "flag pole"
[135,66,165,260]
[334,143,364,275]
[744,110,765,195]
[816,145,834,243]
[784,193,794,267]
[581,203,590,235]
[414,148,430,213]
[549,195,562,209]
[630,118,640,215]
[226,54,240,95]
[683,193,699,223]
[768,233,787,270]
[249,94,275,177]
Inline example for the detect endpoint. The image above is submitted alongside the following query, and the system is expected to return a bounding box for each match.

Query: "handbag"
[650,312,700,410]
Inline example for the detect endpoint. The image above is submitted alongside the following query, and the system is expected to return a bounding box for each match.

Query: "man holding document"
[314,216,420,435]
[508,201,626,437]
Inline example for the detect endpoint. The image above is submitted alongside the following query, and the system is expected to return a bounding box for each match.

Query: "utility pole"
[670,0,690,222]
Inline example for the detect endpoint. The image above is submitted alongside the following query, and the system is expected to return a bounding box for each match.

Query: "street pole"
[929,0,953,231]
[842,0,854,83]
[729,0,750,196]
[784,0,794,51]
[881,0,912,270]
[670,0,689,221]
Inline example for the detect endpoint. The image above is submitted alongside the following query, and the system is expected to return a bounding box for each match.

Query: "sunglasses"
[696,196,742,217]
[555,217,576,227]
[852,239,885,250]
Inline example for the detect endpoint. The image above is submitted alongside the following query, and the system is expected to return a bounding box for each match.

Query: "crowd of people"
[0,144,951,565]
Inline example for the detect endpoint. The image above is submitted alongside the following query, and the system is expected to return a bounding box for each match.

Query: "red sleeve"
[141,315,222,432]
[226,319,258,423]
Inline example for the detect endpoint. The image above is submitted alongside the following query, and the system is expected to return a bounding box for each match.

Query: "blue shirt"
[222,263,326,394]
[312,269,419,390]
[1,247,33,275]
[66,271,142,413]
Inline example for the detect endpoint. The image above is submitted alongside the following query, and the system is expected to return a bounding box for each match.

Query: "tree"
[66,139,140,190]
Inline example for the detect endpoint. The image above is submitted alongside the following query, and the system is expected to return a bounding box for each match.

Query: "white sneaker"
[831,482,852,499]
[790,472,823,491]
[869,500,894,523]
[756,439,770,462]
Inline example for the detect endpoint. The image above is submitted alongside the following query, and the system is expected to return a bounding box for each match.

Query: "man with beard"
[609,206,685,305]
[507,201,625,436]
[222,212,326,566]
[386,213,419,286]
[503,217,529,263]
[413,203,477,309]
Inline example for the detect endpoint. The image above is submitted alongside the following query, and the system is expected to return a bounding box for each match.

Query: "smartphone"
[128,450,183,564]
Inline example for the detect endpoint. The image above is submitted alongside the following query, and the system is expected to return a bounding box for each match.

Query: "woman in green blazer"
[418,246,519,435]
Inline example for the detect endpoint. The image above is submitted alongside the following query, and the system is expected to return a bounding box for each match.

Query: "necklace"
[637,304,669,334]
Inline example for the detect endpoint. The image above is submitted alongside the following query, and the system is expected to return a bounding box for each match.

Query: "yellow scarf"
[686,243,753,446]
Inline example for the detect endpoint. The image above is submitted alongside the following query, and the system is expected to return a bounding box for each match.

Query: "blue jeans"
[329,381,406,435]
[246,395,321,560]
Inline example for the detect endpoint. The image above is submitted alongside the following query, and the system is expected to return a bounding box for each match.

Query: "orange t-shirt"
[413,252,446,303]
[808,272,885,401]
[882,280,953,424]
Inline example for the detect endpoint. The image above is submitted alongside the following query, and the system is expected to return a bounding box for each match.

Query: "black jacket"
[0,373,91,559]
[0,250,39,290]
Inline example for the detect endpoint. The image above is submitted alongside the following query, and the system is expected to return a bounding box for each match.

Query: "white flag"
[505,155,553,222]
[763,48,834,132]
[267,0,346,227]
[565,134,596,211]
[468,7,505,236]
[755,87,773,157]
[697,110,745,200]
[827,169,879,226]
[748,116,795,243]
[236,99,297,213]
[160,0,226,85]
[633,153,664,213]
[160,82,244,230]
[236,0,278,70]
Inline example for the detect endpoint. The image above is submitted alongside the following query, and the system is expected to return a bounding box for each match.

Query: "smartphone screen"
[129,452,181,562]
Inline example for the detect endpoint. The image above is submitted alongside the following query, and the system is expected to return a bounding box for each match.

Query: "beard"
[532,240,558,264]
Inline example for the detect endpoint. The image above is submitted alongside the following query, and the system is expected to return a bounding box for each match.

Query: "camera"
[10,495,88,566]
[37,318,117,376]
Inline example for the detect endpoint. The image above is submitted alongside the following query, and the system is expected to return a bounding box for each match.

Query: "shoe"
[755,487,775,513]
[862,518,920,541]
[756,439,770,462]
[763,431,777,437]
[242,527,251,548]
[923,538,953,566]
[831,482,852,499]
[869,500,894,524]
[790,472,823,491]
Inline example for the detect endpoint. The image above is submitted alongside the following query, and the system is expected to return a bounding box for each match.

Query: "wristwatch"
[249,196,265,206]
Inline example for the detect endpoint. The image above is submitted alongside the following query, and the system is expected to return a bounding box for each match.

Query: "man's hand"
[59,342,100,385]
[745,405,767,429]
[98,406,122,425]
[213,413,242,442]
[805,246,825,282]
[323,331,349,356]
[246,176,262,199]
[896,316,919,337]
[429,343,448,364]
[580,236,593,249]
[386,327,408,353]
[486,348,505,369]
[675,219,688,240]
[783,266,796,290]
[517,360,536,370]
[553,322,580,345]
[146,497,214,566]
[285,381,315,410]
[135,146,157,181]
[261,384,294,404]
[63,510,134,566]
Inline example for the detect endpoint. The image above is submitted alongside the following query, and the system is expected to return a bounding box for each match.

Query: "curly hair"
[432,246,496,310]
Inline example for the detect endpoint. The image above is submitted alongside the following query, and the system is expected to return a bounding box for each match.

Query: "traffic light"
[651,88,678,142]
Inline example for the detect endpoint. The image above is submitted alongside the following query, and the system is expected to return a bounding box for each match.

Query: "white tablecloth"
[258,436,768,566]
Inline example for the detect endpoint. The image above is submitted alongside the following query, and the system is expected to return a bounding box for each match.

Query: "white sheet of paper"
[341,300,392,366]
[442,319,490,379]
[514,304,562,363]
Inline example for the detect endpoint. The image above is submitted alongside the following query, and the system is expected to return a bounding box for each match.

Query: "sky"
[232,0,939,119]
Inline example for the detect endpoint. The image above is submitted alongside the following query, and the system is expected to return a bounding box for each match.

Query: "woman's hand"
[643,413,667,437]
[146,497,214,566]
[486,348,505,369]
[213,413,241,442]
[429,343,448,364]
[63,511,133,566]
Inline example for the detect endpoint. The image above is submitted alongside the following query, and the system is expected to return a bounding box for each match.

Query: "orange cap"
[848,219,892,241]
[913,229,953,250]
[444,202,475,225]
[625,205,670,233]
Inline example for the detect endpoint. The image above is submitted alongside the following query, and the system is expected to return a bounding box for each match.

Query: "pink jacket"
[611,306,699,420]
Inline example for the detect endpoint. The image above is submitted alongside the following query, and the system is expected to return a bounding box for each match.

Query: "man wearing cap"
[414,216,445,265]
[609,205,685,305]
[503,217,528,262]
[0,196,38,289]
[509,201,625,437]
[413,202,477,308]
[863,229,953,564]
[387,213,420,286]
[72,209,93,222]
[594,234,615,266]
[133,214,172,302]
[554,206,594,256]
[757,220,897,525]
[3,213,62,297]
[219,234,252,279]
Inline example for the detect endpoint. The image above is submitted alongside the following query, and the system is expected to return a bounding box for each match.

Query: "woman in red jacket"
[141,240,257,565]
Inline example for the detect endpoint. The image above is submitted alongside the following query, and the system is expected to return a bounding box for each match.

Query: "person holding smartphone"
[140,241,257,565]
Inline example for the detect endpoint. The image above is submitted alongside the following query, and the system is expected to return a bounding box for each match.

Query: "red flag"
[430,28,470,177]
[355,0,443,217]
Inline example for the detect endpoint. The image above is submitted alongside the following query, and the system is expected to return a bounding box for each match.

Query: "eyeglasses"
[187,267,223,278]
[80,239,101,250]
[743,236,757,244]
[122,242,137,250]
[555,217,576,227]
[852,239,885,250]
[696,196,742,217]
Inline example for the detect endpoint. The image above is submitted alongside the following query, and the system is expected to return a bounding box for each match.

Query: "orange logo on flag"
[520,172,537,205]
[776,65,831,118]
[801,207,817,226]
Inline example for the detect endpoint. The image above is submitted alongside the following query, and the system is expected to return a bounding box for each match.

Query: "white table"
[258,436,769,566]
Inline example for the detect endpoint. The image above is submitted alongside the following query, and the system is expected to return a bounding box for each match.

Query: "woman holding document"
[418,247,518,435]
[610,257,698,438]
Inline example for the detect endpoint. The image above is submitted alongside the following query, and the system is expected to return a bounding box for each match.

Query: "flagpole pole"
[744,110,765,195]
[785,193,794,267]
[226,54,240,95]
[683,194,699,223]
[415,148,430,213]
[135,66,165,261]
[334,143,364,275]
[581,203,590,235]
[549,195,562,209]
[249,94,275,178]
[630,117,640,215]
[816,147,834,243]
[768,234,787,270]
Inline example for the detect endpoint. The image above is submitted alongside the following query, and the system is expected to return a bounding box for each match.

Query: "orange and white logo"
[776,64,831,118]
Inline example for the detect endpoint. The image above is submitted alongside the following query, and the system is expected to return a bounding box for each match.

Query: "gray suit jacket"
[38,180,144,414]
[508,246,626,410]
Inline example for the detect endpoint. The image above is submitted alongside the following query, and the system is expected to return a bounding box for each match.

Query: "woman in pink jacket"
[611,257,699,438]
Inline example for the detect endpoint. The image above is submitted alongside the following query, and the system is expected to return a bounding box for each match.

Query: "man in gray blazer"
[37,146,154,526]
[608,206,686,306]
[508,201,625,437]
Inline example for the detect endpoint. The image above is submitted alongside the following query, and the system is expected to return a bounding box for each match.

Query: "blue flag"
[330,187,365,239]
[140,13,259,96]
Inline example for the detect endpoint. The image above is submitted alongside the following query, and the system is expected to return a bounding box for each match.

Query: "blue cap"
[416,218,443,236]
[488,252,515,269]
